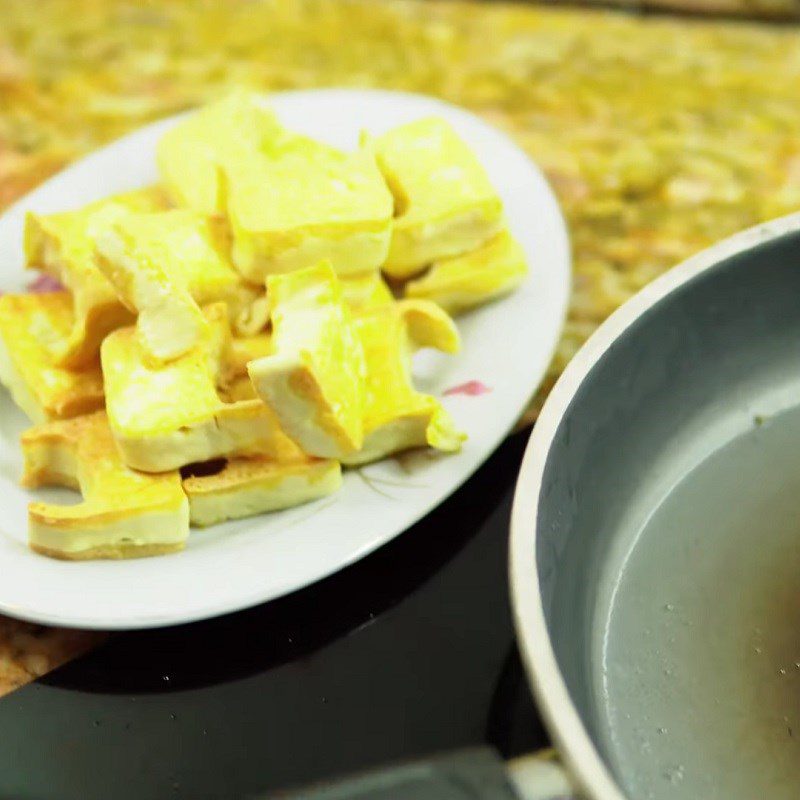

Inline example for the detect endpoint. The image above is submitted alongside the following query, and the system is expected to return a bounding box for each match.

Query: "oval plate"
[0,89,569,629]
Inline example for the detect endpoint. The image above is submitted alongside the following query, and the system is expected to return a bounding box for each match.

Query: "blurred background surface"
[2,0,800,694]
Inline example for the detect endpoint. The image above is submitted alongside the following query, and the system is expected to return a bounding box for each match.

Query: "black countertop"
[0,431,547,800]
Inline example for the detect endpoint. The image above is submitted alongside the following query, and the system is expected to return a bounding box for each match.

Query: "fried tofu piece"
[399,298,462,354]
[217,332,272,402]
[369,117,503,278]
[182,456,341,527]
[0,293,104,423]
[342,299,465,466]
[339,270,394,312]
[225,131,393,281]
[102,304,299,472]
[156,90,282,216]
[405,230,528,315]
[22,411,189,560]
[94,209,240,363]
[248,262,366,460]
[227,282,270,337]
[227,333,273,375]
[23,186,168,367]
[222,332,272,381]
[218,375,258,403]
[159,91,392,281]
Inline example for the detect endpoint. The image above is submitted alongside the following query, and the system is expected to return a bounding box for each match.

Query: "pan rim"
[509,208,800,800]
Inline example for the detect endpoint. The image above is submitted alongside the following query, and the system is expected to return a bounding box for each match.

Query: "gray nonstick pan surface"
[282,214,800,800]
[512,211,800,800]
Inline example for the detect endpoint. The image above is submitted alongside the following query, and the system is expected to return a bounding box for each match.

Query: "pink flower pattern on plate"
[26,274,64,293]
[443,380,492,397]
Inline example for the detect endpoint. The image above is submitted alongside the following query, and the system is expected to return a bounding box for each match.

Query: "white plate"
[0,89,570,629]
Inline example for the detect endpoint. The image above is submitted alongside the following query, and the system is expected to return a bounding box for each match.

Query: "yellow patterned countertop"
[2,0,800,694]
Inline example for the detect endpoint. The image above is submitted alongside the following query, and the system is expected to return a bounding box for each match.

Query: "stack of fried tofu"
[0,91,527,560]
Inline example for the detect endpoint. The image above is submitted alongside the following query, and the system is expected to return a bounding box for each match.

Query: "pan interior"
[535,228,800,800]
[598,402,800,800]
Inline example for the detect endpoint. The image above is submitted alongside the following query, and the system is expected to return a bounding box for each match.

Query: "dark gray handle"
[267,747,579,800]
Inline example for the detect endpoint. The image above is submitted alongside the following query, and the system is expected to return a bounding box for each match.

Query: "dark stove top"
[0,431,548,800]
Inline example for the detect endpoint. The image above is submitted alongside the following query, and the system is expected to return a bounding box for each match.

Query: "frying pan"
[284,211,800,800]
